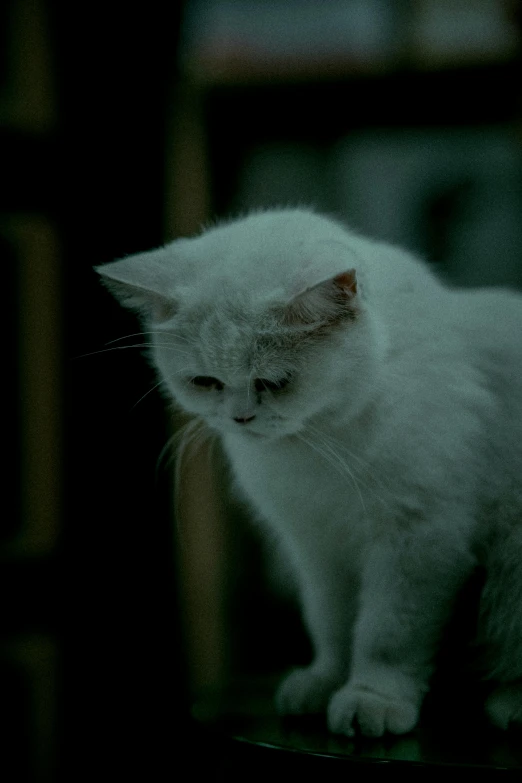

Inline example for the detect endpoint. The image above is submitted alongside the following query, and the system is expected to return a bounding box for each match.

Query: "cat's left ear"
[284,269,358,328]
[95,250,177,322]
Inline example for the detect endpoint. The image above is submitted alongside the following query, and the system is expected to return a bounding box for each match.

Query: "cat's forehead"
[184,209,352,296]
[195,298,276,354]
[177,285,269,328]
[174,295,293,378]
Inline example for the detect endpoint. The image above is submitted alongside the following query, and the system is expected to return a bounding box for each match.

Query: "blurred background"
[4,0,522,779]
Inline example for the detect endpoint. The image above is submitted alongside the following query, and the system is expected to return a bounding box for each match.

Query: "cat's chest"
[222,432,368,535]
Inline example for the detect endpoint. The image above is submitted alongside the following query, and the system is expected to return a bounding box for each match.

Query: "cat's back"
[450,286,522,391]
[453,289,522,469]
[369,240,522,387]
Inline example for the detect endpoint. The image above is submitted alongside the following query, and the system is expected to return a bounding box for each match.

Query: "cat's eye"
[190,375,224,391]
[254,377,290,393]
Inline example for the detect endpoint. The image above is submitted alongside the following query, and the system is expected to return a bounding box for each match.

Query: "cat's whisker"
[131,379,165,410]
[305,422,391,494]
[172,417,218,536]
[174,416,214,460]
[156,431,178,476]
[167,333,194,346]
[73,343,154,359]
[246,365,256,407]
[156,420,211,474]
[304,436,367,515]
[304,423,394,512]
[305,425,395,513]
[105,330,182,345]
[297,431,367,515]
[172,365,200,376]
[74,343,193,360]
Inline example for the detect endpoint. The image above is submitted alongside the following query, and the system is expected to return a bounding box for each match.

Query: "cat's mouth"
[211,414,297,440]
[231,422,267,438]
[215,420,279,439]
[237,421,302,441]
[241,428,266,438]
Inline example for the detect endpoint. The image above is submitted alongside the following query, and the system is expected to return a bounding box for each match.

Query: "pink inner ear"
[334,270,357,296]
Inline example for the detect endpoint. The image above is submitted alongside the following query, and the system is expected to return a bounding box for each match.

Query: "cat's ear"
[284,269,358,328]
[95,250,177,322]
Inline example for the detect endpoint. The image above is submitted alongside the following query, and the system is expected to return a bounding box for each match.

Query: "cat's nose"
[233,414,256,424]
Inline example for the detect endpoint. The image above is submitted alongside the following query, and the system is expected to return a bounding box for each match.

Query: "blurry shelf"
[182,54,396,87]
[199,61,522,130]
[167,57,522,237]
[179,0,520,89]
[0,129,61,212]
[182,53,521,88]
[3,214,62,557]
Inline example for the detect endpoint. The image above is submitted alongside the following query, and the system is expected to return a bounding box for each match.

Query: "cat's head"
[96,209,383,439]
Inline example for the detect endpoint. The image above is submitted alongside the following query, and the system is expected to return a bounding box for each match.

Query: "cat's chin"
[211,419,302,441]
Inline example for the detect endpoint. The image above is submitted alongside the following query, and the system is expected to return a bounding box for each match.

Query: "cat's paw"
[276,666,343,715]
[485,681,522,730]
[327,683,419,738]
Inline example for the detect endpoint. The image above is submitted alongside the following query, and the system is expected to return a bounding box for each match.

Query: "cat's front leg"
[276,660,346,715]
[328,523,475,737]
[276,569,357,715]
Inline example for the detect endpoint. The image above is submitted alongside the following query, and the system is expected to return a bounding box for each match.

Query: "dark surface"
[192,679,522,776]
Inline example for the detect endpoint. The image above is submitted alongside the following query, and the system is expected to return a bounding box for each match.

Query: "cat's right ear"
[283,269,358,329]
[95,250,177,322]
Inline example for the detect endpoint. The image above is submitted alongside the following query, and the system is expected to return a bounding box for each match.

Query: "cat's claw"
[276,666,343,715]
[327,684,419,738]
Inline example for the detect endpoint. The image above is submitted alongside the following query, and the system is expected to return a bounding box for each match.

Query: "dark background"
[3,2,186,779]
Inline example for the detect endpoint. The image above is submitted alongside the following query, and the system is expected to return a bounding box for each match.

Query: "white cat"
[97,208,522,737]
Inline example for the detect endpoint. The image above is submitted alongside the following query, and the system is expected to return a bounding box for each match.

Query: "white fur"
[97,208,522,736]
